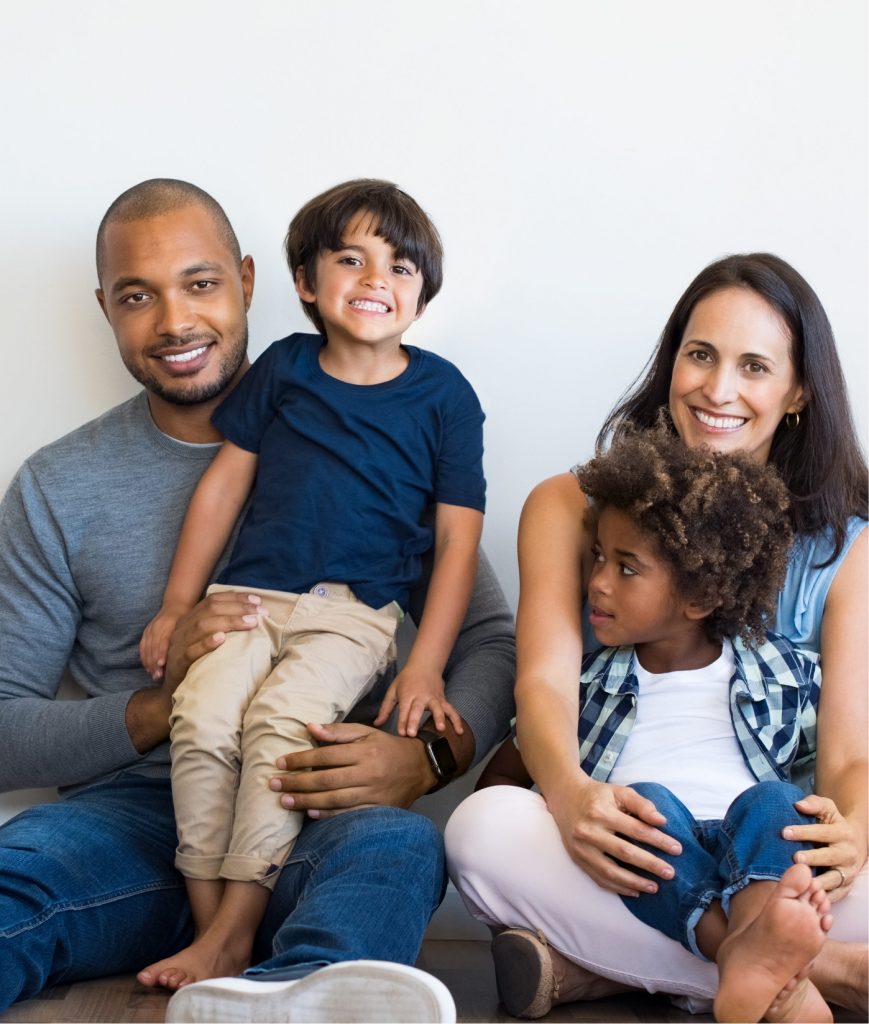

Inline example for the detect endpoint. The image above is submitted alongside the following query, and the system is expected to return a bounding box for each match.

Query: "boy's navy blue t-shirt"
[212,333,486,610]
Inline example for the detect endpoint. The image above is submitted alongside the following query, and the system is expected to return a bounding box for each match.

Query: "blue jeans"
[0,775,446,1010]
[620,781,813,959]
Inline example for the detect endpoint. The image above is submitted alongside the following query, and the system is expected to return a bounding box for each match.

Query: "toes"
[778,862,813,899]
[160,968,190,990]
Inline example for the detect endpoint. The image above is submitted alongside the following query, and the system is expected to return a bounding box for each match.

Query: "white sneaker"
[164,959,457,1023]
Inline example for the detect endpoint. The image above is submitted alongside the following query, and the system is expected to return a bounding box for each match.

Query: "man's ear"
[95,288,110,324]
[295,265,316,303]
[240,255,255,311]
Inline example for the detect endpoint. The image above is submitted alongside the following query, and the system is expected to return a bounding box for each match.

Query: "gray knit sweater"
[0,393,515,795]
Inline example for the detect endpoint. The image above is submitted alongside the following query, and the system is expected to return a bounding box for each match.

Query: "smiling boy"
[136,179,486,993]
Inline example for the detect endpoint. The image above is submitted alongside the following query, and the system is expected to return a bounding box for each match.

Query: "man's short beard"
[127,324,248,407]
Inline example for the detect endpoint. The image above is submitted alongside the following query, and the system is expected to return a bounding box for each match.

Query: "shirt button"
[602,752,615,764]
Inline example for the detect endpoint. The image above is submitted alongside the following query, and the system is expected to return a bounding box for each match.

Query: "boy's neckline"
[317,337,411,386]
[634,637,725,676]
[305,335,419,390]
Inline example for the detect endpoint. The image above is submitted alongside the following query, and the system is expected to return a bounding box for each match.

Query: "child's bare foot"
[136,930,253,991]
[714,863,833,1023]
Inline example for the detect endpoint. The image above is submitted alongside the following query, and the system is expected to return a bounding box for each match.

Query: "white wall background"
[1,1,866,823]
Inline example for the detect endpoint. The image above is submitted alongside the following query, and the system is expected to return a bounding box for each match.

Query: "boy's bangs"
[329,199,429,275]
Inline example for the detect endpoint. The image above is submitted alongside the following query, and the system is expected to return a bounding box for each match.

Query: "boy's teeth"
[694,409,745,429]
[163,346,207,363]
[351,300,389,313]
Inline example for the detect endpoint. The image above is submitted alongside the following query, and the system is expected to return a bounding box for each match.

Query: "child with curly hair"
[479,424,833,1023]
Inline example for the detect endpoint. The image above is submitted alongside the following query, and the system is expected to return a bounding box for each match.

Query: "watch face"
[429,734,457,778]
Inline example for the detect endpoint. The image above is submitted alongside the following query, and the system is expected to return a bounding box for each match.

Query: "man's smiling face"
[96,204,253,406]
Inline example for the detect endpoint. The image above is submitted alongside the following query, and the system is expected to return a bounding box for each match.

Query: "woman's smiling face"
[668,286,805,464]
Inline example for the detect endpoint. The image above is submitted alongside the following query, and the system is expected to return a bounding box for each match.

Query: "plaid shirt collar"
[579,633,819,785]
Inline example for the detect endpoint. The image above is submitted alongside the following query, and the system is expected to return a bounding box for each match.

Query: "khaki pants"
[169,583,400,887]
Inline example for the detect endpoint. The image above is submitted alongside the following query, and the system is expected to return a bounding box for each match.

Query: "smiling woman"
[668,287,804,463]
[445,252,868,1020]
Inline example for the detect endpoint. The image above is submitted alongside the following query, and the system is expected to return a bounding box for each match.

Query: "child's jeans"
[621,780,814,959]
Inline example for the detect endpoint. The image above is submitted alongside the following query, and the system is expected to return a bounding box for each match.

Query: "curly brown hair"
[576,422,793,646]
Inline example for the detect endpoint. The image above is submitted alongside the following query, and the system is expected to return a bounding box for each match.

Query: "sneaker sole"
[165,960,456,1023]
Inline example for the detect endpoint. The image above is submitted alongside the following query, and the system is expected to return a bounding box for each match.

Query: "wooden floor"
[1,939,861,1023]
[0,939,711,1024]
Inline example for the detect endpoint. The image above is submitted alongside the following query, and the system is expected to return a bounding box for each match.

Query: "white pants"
[445,786,868,1007]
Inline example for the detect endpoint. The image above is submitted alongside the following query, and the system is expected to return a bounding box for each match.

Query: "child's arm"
[476,735,534,790]
[374,502,483,738]
[140,440,258,678]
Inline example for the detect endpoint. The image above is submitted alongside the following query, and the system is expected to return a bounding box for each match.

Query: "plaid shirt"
[579,632,820,787]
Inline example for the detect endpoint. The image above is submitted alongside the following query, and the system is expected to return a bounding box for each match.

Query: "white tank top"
[608,640,757,819]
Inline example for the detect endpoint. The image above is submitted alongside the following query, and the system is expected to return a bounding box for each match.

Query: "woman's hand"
[783,794,866,903]
[547,778,682,897]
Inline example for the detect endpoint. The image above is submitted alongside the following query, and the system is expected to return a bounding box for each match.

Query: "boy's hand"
[373,665,464,737]
[140,606,185,680]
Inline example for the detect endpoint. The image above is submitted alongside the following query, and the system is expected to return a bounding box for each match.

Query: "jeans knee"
[630,781,673,803]
[629,781,688,821]
[729,780,808,825]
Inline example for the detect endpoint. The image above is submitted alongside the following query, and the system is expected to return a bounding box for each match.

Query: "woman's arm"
[514,474,590,796]
[514,473,679,896]
[785,527,868,900]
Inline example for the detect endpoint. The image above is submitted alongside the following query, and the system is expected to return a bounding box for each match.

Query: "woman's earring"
[785,411,801,429]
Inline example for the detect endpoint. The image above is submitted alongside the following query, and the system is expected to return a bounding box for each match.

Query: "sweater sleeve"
[0,466,143,792]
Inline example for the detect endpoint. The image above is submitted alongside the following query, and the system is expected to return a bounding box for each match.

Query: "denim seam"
[0,878,186,939]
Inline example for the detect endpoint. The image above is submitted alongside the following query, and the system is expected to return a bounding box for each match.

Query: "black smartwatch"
[416,729,459,792]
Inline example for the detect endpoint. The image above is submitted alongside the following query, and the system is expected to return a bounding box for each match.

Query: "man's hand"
[163,590,268,691]
[125,590,268,753]
[373,665,464,737]
[269,721,447,815]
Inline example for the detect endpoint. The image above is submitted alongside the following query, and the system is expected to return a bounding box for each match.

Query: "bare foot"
[136,931,253,991]
[714,864,833,1023]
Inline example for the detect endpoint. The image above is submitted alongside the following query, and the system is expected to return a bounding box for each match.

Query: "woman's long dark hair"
[597,253,867,558]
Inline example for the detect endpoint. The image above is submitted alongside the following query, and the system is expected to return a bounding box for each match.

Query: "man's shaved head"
[96,178,241,283]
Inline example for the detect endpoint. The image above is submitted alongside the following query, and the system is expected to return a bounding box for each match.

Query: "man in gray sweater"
[0,179,515,1022]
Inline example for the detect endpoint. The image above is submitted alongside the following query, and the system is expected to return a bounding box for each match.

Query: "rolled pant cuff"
[175,851,226,880]
[221,853,282,889]
[684,892,717,960]
[720,869,793,917]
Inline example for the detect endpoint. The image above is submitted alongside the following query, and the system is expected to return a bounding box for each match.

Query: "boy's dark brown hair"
[576,421,793,645]
[285,179,443,336]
